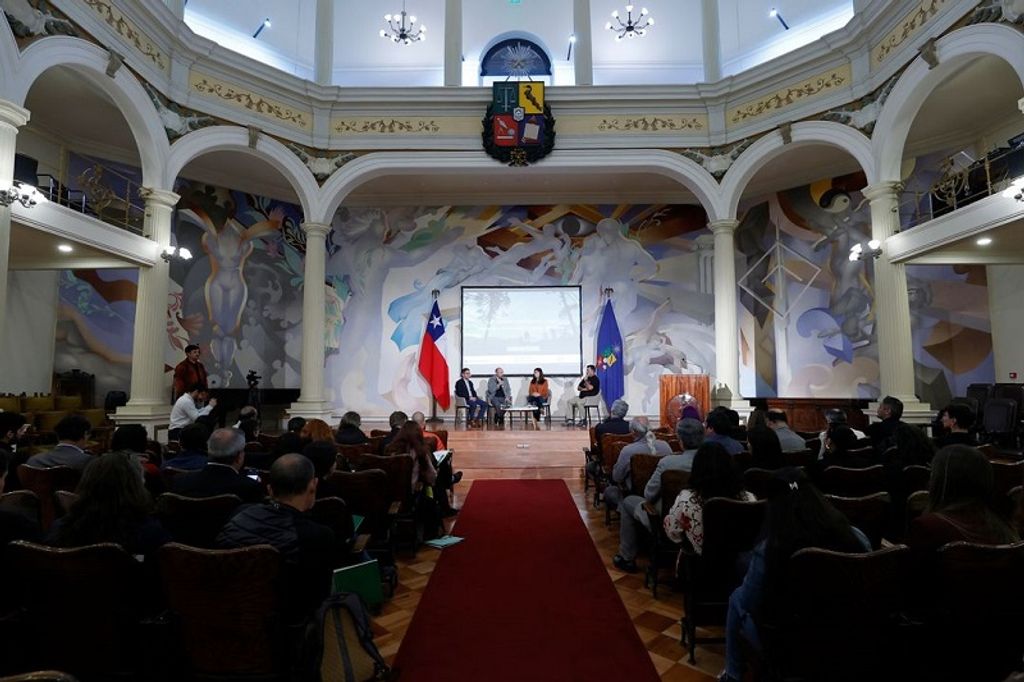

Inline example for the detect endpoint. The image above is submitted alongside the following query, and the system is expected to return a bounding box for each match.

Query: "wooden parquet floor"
[371,423,720,680]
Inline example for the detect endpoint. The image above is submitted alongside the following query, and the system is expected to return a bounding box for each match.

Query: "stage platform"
[446,423,589,480]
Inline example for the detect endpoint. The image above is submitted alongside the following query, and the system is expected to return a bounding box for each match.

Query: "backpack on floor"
[305,592,391,682]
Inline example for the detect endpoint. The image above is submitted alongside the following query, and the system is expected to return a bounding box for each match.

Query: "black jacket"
[171,463,265,504]
[217,501,340,622]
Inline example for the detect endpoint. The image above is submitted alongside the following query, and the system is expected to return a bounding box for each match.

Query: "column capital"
[139,187,180,209]
[861,181,903,203]
[709,219,739,235]
[301,221,331,238]
[0,100,30,129]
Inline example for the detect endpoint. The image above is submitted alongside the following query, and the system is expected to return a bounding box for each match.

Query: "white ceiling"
[183,0,854,85]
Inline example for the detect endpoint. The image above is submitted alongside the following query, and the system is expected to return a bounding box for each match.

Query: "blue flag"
[595,299,625,410]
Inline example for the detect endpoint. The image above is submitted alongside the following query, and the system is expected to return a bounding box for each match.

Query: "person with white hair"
[592,398,631,461]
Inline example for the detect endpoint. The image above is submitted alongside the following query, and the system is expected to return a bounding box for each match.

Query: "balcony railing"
[30,156,146,235]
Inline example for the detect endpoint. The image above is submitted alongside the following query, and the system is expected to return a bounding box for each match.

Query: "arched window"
[480,38,552,81]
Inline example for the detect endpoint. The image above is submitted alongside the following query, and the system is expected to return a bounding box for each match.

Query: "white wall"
[987,264,1024,381]
[0,270,59,393]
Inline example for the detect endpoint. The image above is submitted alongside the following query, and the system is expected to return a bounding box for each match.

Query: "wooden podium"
[659,375,711,429]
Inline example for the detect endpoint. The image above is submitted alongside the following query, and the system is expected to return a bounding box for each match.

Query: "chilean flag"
[417,301,451,410]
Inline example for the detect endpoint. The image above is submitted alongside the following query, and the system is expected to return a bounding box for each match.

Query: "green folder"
[331,559,384,606]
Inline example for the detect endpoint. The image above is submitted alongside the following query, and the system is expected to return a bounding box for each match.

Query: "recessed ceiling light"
[57,244,73,253]
[976,237,993,246]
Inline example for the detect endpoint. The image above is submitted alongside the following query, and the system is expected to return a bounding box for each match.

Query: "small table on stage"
[502,406,540,427]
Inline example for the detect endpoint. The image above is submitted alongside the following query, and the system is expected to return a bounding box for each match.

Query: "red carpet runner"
[392,479,660,681]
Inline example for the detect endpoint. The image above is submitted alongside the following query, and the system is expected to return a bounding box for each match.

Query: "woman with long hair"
[48,451,169,557]
[526,367,550,427]
[909,444,1017,553]
[664,442,754,555]
[720,467,869,682]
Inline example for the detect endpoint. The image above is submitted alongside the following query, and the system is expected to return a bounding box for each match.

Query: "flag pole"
[426,288,443,426]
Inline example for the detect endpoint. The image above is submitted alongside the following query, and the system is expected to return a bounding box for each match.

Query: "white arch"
[720,121,875,220]
[166,126,319,220]
[313,148,727,225]
[11,37,169,187]
[873,23,1024,182]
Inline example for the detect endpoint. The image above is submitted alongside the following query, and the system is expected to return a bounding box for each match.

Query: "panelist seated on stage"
[526,367,550,427]
[567,365,600,426]
[486,367,513,426]
[455,368,488,427]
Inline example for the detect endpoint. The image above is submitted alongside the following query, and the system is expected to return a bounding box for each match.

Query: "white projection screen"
[461,286,582,376]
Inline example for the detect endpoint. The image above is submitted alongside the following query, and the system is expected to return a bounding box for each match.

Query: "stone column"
[710,219,744,408]
[288,222,334,419]
[862,182,931,421]
[314,0,334,86]
[114,188,180,436]
[572,0,593,86]
[701,0,722,82]
[0,100,31,358]
[443,0,463,87]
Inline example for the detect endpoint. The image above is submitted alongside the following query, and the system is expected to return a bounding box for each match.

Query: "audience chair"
[782,448,817,469]
[323,469,393,547]
[453,396,469,425]
[54,490,77,516]
[905,490,930,533]
[310,496,356,553]
[820,464,886,497]
[824,492,891,549]
[257,432,280,450]
[679,498,767,663]
[742,467,782,500]
[982,397,1018,449]
[154,493,243,549]
[644,469,690,597]
[931,540,1024,681]
[654,432,681,452]
[758,545,912,680]
[975,442,996,459]
[628,453,663,497]
[369,429,389,439]
[990,460,1024,498]
[582,395,602,426]
[583,427,598,495]
[0,672,80,681]
[804,437,822,451]
[159,543,285,679]
[8,541,147,678]
[16,465,81,532]
[160,467,191,485]
[434,429,449,449]
[0,490,41,527]
[965,382,992,420]
[337,442,380,468]
[597,439,631,513]
[901,465,931,494]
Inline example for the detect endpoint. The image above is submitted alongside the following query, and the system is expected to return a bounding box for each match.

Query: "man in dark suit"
[455,368,487,427]
[867,395,904,454]
[26,414,93,470]
[171,427,264,503]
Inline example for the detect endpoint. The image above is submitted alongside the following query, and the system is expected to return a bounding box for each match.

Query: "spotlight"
[57,244,73,253]
[253,17,271,39]
[770,7,790,30]
[976,237,993,246]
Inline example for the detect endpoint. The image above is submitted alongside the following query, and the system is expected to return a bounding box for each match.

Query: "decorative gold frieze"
[558,114,708,135]
[871,0,950,68]
[81,0,167,74]
[189,71,312,131]
[727,65,852,128]
[332,118,442,134]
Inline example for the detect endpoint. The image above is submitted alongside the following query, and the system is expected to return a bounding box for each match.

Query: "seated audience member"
[746,407,768,432]
[380,411,408,452]
[819,424,873,471]
[592,399,632,462]
[162,422,209,471]
[603,417,672,509]
[303,440,344,498]
[273,417,307,457]
[410,411,443,451]
[233,405,257,428]
[721,468,870,682]
[816,408,866,458]
[300,418,334,444]
[612,418,705,573]
[867,395,904,454]
[455,368,488,427]
[171,428,264,503]
[0,449,42,558]
[935,403,977,448]
[887,422,936,469]
[664,442,756,554]
[111,423,160,474]
[526,367,550,427]
[747,427,784,470]
[765,410,807,452]
[907,445,1018,555]
[0,412,30,489]
[705,408,744,456]
[48,452,169,558]
[168,384,216,441]
[238,416,260,443]
[334,411,369,445]
[27,414,93,470]
[389,422,456,521]
[217,454,342,623]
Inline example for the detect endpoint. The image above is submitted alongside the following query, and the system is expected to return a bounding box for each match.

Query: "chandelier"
[606,5,653,41]
[379,1,425,45]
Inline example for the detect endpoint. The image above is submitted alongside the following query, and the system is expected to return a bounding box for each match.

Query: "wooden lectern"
[659,375,711,430]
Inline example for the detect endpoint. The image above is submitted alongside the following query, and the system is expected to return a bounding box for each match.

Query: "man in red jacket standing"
[172,344,208,401]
